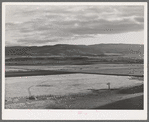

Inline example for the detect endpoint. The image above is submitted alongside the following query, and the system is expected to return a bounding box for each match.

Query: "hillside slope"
[5,44,143,58]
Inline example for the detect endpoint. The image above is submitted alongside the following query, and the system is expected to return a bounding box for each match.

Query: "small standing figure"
[107,82,111,90]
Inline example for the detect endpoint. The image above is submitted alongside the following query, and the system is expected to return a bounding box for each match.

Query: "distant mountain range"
[5,44,144,58]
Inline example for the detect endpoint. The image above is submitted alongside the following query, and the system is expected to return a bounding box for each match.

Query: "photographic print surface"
[2,2,147,120]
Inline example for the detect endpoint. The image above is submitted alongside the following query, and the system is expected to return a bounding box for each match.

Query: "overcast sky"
[5,5,144,46]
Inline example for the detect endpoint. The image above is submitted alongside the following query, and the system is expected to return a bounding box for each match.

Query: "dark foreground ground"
[96,84,144,109]
[96,95,143,109]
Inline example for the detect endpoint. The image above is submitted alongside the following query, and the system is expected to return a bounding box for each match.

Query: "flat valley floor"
[5,63,143,109]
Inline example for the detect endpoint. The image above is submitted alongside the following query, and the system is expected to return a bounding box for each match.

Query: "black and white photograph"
[2,2,147,120]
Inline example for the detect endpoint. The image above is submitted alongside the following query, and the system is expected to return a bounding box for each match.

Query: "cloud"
[134,16,144,23]
[17,39,59,45]
[64,18,144,35]
[5,5,144,46]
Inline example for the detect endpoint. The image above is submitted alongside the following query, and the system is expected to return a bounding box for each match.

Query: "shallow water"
[5,74,143,98]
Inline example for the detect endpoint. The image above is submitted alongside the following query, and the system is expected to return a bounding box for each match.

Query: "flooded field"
[5,73,143,99]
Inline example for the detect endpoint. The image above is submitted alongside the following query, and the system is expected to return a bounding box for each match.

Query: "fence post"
[107,82,111,90]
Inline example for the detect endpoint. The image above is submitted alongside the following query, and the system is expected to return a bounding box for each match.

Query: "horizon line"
[5,43,144,47]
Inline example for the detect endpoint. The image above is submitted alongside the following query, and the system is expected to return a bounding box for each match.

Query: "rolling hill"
[5,44,144,65]
[5,44,143,57]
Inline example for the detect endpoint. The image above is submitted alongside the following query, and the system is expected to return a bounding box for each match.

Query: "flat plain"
[5,44,144,109]
[5,63,143,109]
